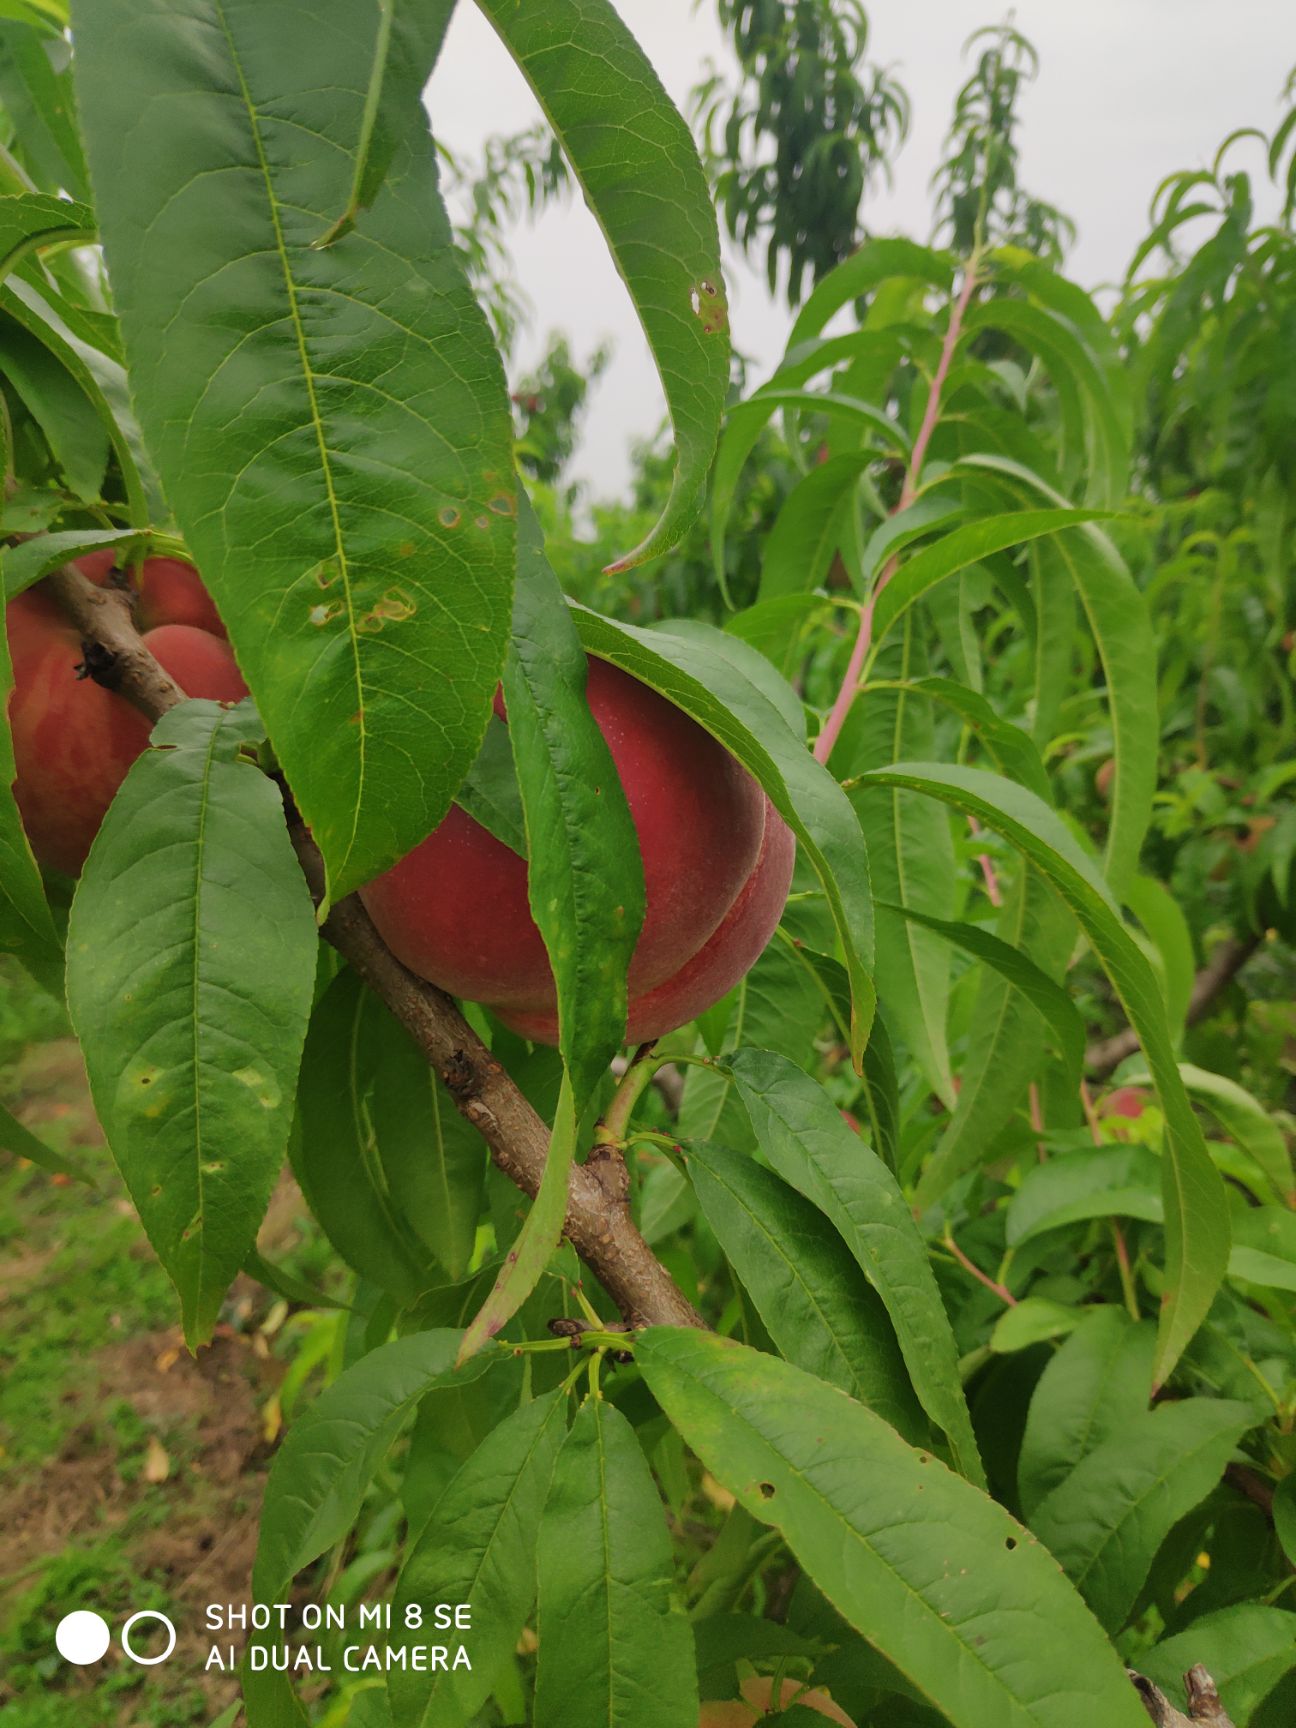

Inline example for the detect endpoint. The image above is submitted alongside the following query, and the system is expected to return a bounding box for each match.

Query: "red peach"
[7,588,248,875]
[360,657,794,1042]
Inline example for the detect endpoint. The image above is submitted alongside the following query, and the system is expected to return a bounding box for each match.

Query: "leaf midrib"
[210,0,366,886]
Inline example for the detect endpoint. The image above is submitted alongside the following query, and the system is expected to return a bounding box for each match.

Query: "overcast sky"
[428,2,1294,499]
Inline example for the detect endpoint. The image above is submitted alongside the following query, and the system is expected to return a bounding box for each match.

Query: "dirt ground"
[1,1037,309,1727]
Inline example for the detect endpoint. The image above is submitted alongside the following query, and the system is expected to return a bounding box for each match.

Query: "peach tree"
[0,4,1292,1727]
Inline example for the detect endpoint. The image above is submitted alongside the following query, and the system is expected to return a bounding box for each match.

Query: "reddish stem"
[945,1230,1017,1306]
[967,812,1002,906]
[814,256,980,766]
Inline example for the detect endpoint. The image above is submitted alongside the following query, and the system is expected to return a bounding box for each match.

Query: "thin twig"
[813,255,980,766]
[41,562,703,1332]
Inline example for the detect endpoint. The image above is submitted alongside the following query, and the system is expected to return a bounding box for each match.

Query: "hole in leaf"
[758,1481,776,1500]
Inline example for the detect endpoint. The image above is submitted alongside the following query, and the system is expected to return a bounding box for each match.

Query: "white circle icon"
[55,1610,111,1665]
[121,1610,177,1666]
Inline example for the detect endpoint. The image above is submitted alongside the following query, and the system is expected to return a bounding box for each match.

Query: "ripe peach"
[75,549,228,638]
[7,587,248,875]
[360,657,794,1043]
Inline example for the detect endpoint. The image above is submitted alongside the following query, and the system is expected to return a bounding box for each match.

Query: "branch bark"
[1128,1665,1235,1727]
[1085,934,1262,1078]
[40,563,703,1332]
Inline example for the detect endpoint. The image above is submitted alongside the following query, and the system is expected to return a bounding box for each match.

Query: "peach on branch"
[6,586,247,875]
[360,657,795,1043]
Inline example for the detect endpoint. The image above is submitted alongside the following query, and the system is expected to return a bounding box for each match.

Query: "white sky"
[428,1,1295,499]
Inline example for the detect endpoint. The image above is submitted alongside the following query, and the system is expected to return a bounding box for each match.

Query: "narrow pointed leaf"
[869,510,1109,655]
[842,629,955,1104]
[725,1047,983,1486]
[534,1397,697,1728]
[504,508,645,1105]
[72,0,516,902]
[458,1071,576,1364]
[1029,1399,1255,1632]
[860,762,1231,1386]
[881,900,1086,1091]
[1017,1308,1157,1516]
[313,0,453,247]
[294,970,433,1304]
[0,277,160,523]
[0,189,94,280]
[637,1329,1149,1728]
[0,1096,96,1186]
[685,1139,927,1443]
[253,1327,494,1601]
[66,700,318,1347]
[476,0,727,570]
[390,1388,568,1728]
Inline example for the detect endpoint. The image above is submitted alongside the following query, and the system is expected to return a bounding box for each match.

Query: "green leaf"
[2,527,145,599]
[454,716,526,858]
[0,276,161,523]
[1229,1207,1296,1293]
[1176,1066,1292,1205]
[252,1327,492,1601]
[293,970,434,1305]
[534,1396,697,1728]
[0,309,107,497]
[1123,875,1195,1037]
[457,1072,576,1365]
[0,22,88,199]
[1017,1308,1156,1517]
[390,1388,568,1728]
[0,190,94,281]
[841,628,956,1103]
[725,1048,983,1486]
[368,1003,487,1286]
[916,874,1074,1209]
[882,901,1085,1090]
[312,0,453,247]
[989,1298,1084,1354]
[0,598,59,992]
[785,238,954,350]
[242,1663,311,1728]
[65,700,318,1347]
[882,676,1052,805]
[685,1139,927,1442]
[950,460,1157,896]
[759,453,871,601]
[637,1329,1149,1728]
[869,510,1109,659]
[859,762,1230,1386]
[1028,1399,1256,1632]
[476,0,727,571]
[1035,526,1157,896]
[573,606,875,1061]
[710,342,910,590]
[0,1095,97,1185]
[963,298,1127,505]
[505,509,645,1104]
[1136,1606,1296,1727]
[1005,1145,1164,1247]
[71,0,516,903]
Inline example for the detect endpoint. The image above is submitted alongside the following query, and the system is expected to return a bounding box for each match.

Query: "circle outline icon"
[55,1610,112,1665]
[120,1609,177,1666]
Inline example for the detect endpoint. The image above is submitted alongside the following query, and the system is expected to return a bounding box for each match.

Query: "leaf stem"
[942,1227,1017,1305]
[813,253,981,765]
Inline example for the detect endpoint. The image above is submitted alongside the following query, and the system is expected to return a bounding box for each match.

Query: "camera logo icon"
[55,1609,177,1666]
